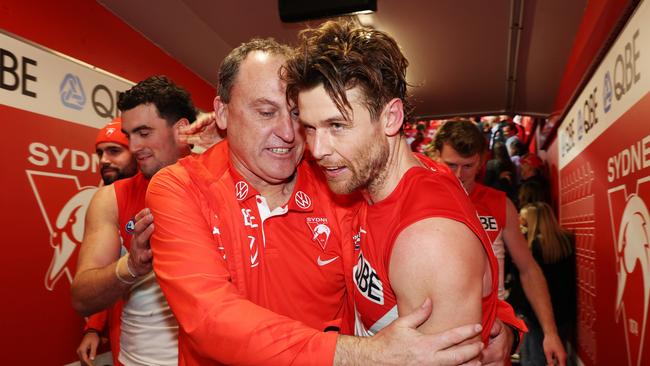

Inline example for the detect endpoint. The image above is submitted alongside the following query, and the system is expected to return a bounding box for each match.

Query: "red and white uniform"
[87,173,179,366]
[146,141,356,365]
[470,183,508,299]
[352,160,499,344]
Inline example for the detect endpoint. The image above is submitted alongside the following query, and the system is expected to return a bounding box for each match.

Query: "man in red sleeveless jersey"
[432,120,567,366]
[76,117,137,365]
[72,76,197,365]
[284,19,525,365]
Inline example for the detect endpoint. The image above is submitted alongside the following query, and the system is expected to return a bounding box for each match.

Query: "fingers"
[135,208,150,222]
[395,297,433,329]
[489,318,503,338]
[89,336,98,362]
[78,341,93,365]
[432,323,483,350]
[435,342,483,366]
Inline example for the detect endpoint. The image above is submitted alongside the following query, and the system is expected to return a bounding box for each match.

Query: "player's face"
[438,143,482,193]
[220,52,304,185]
[121,103,182,179]
[298,85,388,195]
[96,142,137,184]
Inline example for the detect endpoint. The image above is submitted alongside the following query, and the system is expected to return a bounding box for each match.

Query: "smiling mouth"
[320,165,347,177]
[267,147,291,154]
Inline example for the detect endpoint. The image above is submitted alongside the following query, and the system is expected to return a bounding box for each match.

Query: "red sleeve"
[146,166,337,365]
[496,299,527,344]
[84,311,107,334]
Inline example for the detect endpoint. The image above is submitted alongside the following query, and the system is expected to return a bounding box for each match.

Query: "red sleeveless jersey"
[114,172,149,249]
[352,162,498,343]
[100,172,149,366]
[469,183,506,243]
[470,183,508,299]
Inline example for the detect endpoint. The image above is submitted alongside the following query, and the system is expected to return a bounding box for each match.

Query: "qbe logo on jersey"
[607,176,650,366]
[354,252,384,305]
[26,170,98,291]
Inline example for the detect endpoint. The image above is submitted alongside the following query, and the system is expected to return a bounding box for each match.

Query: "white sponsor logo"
[295,190,312,209]
[235,181,249,200]
[105,127,117,137]
[479,215,499,231]
[317,256,339,266]
[354,252,384,305]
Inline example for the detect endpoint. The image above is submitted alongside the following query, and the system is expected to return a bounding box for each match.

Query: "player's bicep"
[76,186,121,273]
[389,217,484,336]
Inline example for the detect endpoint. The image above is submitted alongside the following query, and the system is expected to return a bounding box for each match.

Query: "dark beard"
[342,135,390,195]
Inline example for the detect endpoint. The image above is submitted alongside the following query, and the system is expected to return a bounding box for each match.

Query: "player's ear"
[382,98,404,137]
[214,96,228,130]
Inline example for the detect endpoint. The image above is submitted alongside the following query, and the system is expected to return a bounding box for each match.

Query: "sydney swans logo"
[608,176,650,366]
[27,170,98,291]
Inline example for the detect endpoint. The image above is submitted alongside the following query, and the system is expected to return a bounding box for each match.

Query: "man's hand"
[543,332,567,366]
[76,331,101,366]
[127,208,154,277]
[179,111,222,151]
[338,298,483,365]
[481,319,512,366]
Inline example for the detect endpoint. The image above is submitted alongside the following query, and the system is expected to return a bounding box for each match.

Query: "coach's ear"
[214,96,228,130]
[382,98,404,137]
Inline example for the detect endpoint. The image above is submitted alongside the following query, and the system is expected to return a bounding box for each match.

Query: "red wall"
[0,1,214,364]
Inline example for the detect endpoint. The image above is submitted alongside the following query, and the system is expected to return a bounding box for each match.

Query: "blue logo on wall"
[59,74,86,110]
[603,71,612,113]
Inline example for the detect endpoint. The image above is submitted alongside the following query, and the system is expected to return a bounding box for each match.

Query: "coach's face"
[216,51,303,185]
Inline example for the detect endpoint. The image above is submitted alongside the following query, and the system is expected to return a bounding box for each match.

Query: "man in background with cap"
[95,117,138,185]
[76,117,137,365]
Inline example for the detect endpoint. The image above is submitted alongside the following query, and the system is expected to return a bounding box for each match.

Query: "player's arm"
[71,186,139,316]
[390,218,485,337]
[503,198,566,366]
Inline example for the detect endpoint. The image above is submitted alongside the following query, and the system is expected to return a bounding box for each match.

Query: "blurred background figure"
[484,141,518,204]
[515,202,576,366]
[95,117,137,185]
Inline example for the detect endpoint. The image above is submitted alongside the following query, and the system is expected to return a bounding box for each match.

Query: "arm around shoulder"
[146,167,337,365]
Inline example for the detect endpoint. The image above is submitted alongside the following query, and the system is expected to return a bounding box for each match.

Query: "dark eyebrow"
[250,98,280,108]
[132,125,152,134]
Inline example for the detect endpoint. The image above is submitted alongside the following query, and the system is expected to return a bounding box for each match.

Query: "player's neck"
[366,136,422,204]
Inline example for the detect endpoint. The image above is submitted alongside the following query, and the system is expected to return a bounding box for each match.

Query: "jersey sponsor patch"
[306,217,330,250]
[235,181,249,201]
[125,218,135,234]
[479,215,499,231]
[295,190,312,209]
[354,252,384,305]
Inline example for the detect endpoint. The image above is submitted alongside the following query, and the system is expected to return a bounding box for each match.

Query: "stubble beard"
[330,136,390,195]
